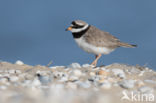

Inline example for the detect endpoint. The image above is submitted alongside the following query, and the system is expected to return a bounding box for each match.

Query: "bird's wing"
[84,26,121,48]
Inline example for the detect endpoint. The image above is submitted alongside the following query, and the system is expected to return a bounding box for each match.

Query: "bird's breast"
[74,37,114,55]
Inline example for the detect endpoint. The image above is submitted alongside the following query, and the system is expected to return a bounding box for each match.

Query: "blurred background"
[0,0,155,69]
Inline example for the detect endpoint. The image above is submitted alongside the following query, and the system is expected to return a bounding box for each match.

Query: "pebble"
[9,76,19,82]
[68,63,81,69]
[112,69,126,79]
[8,69,15,74]
[15,70,22,74]
[119,80,136,89]
[0,77,9,83]
[37,74,52,85]
[68,76,78,82]
[77,81,91,88]
[82,64,91,68]
[73,69,82,77]
[144,80,156,84]
[0,85,7,90]
[100,80,111,89]
[32,78,41,86]
[89,72,96,76]
[15,60,24,65]
[138,86,154,93]
[98,70,108,76]
[138,71,145,76]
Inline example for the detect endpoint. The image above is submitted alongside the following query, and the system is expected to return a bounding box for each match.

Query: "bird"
[66,20,137,66]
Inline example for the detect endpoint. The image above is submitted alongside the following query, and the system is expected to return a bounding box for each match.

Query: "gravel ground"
[0,61,155,103]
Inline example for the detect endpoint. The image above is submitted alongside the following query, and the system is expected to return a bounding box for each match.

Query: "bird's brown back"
[84,26,121,49]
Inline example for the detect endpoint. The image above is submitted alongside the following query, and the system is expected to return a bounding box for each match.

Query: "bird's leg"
[91,54,102,66]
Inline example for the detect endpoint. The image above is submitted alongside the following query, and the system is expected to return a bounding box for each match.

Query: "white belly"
[74,37,114,55]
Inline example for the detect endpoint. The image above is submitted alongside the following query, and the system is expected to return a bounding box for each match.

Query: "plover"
[66,20,137,66]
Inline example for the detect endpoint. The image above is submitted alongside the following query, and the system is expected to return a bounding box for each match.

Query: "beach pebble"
[8,69,15,74]
[119,80,136,89]
[100,80,111,89]
[82,64,91,68]
[15,60,24,65]
[73,69,82,77]
[144,80,156,84]
[15,70,21,74]
[0,85,7,90]
[98,70,108,76]
[9,76,19,82]
[68,76,78,82]
[112,69,126,79]
[0,77,9,83]
[77,81,91,88]
[32,78,41,86]
[68,63,81,69]
[37,74,52,85]
[138,86,154,93]
[89,72,96,76]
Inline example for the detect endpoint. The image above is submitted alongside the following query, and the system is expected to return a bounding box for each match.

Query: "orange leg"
[91,54,102,66]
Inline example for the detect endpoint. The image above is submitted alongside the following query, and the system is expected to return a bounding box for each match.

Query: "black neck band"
[72,25,90,38]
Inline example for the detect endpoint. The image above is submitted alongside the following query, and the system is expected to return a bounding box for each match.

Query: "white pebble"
[8,69,15,74]
[73,69,82,77]
[68,63,81,69]
[82,64,91,68]
[15,60,24,65]
[15,70,22,74]
[144,80,156,84]
[112,69,126,79]
[0,85,7,90]
[119,80,136,89]
[139,86,154,94]
[138,71,145,76]
[32,78,41,86]
[100,80,111,89]
[9,76,19,82]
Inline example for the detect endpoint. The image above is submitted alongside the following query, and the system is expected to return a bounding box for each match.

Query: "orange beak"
[65,27,72,31]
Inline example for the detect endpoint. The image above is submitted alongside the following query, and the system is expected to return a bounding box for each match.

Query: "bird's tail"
[119,42,137,48]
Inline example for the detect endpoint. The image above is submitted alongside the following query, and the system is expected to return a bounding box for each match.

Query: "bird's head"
[66,20,89,33]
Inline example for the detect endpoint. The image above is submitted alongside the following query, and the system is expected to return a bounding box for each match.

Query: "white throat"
[71,24,89,33]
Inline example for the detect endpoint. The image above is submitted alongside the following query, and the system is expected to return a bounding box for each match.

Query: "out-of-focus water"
[0,0,155,70]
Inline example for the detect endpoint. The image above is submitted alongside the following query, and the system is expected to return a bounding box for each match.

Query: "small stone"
[82,64,90,68]
[136,80,145,87]
[8,69,15,74]
[119,80,136,89]
[37,74,52,85]
[68,63,81,69]
[144,80,156,84]
[15,70,22,74]
[100,80,111,89]
[89,72,96,76]
[73,69,82,77]
[77,81,91,88]
[50,66,65,69]
[112,69,125,79]
[98,70,108,76]
[66,82,77,89]
[0,85,7,90]
[0,78,9,83]
[15,60,24,65]
[32,78,41,86]
[138,86,154,93]
[68,76,78,82]
[138,71,145,76]
[9,76,19,82]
